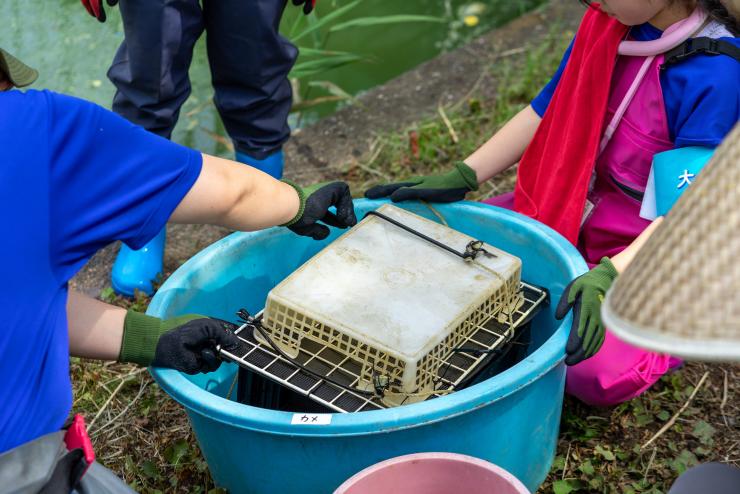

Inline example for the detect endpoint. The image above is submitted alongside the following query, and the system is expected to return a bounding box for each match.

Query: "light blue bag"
[641,146,714,219]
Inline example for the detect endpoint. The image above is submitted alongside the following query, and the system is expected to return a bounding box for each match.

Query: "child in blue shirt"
[0,47,355,490]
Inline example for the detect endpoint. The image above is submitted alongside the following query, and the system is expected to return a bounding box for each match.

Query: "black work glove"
[80,0,119,22]
[120,312,240,374]
[282,181,358,240]
[292,0,316,15]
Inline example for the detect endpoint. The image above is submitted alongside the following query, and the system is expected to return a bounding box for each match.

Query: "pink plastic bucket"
[334,453,531,494]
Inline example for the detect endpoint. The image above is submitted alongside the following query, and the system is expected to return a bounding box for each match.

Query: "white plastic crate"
[259,204,522,401]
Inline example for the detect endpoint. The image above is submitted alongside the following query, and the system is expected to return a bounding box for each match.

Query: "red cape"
[514,8,628,244]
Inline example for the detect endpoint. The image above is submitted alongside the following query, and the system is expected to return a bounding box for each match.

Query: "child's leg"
[566,330,682,407]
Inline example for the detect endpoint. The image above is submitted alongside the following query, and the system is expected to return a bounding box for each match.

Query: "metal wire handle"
[364,210,496,262]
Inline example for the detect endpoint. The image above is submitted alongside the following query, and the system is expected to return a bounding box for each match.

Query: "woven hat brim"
[725,1,740,21]
[603,290,740,362]
[0,48,38,87]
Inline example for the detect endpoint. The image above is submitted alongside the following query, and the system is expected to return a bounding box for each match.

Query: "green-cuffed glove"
[364,161,478,203]
[119,312,240,374]
[281,181,357,240]
[555,258,618,366]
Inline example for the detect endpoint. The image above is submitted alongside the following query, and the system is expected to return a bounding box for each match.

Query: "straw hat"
[602,122,740,362]
[0,47,38,88]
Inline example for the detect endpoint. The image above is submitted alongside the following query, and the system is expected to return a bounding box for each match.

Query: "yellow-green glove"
[364,161,478,203]
[555,258,618,365]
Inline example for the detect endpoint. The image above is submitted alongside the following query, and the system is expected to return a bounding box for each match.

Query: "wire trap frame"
[255,205,526,405]
[218,282,547,413]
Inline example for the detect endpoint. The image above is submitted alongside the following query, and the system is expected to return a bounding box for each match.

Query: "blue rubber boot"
[235,149,284,179]
[111,228,166,297]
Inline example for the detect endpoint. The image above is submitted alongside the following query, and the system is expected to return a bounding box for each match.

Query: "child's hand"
[364,162,478,203]
[555,258,618,365]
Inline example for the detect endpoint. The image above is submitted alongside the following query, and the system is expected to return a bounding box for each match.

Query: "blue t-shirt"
[531,24,740,148]
[0,90,202,453]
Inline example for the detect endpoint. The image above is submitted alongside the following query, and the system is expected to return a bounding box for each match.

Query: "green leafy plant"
[286,1,444,113]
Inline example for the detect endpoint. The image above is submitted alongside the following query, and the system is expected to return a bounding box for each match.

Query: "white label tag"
[291,413,333,425]
[581,199,595,226]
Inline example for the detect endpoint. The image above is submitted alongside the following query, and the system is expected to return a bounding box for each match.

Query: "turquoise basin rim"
[149,200,587,437]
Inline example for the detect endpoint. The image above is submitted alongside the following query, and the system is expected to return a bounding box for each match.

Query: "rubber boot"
[111,228,166,297]
[235,149,284,179]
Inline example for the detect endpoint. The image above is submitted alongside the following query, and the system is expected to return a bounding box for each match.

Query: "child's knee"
[565,331,678,407]
[565,356,632,407]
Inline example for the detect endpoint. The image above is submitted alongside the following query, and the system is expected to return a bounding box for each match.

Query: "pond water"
[1,0,543,155]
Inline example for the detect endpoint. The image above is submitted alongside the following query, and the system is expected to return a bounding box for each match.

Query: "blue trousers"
[108,0,297,159]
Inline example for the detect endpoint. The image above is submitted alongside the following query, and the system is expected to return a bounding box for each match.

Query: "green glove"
[364,161,478,203]
[281,180,357,240]
[555,258,618,365]
[119,312,239,374]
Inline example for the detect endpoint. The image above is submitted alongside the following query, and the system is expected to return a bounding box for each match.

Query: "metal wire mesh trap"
[219,282,547,413]
[255,205,526,403]
[215,205,549,411]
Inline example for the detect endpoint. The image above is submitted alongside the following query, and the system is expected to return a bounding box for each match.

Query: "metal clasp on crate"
[463,240,495,262]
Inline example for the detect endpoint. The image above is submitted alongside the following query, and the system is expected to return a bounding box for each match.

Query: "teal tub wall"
[149,200,587,493]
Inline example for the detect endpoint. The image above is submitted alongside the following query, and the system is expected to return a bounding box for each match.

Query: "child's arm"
[464,105,542,182]
[67,290,240,374]
[171,153,356,239]
[67,290,126,361]
[610,217,664,273]
[170,153,300,230]
[364,105,541,203]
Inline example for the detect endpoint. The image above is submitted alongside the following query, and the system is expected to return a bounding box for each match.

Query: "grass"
[338,25,573,199]
[72,289,222,493]
[70,27,740,494]
[543,365,739,493]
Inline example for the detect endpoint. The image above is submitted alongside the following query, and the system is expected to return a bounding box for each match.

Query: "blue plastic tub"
[148,200,586,493]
